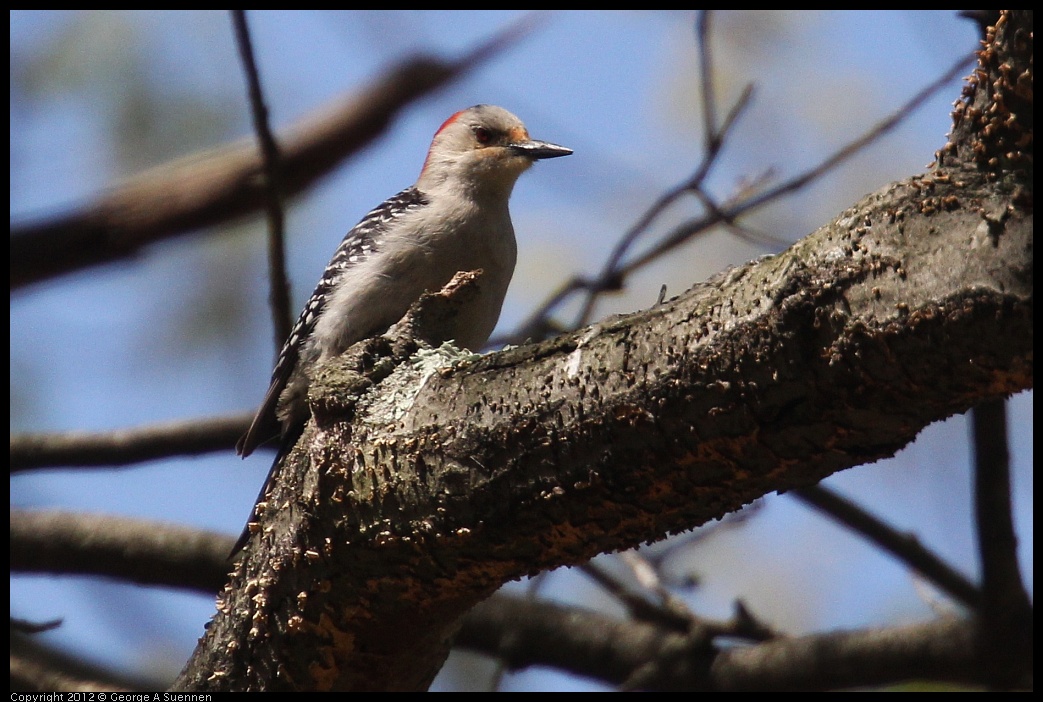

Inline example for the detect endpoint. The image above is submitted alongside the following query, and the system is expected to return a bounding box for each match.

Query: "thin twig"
[580,561,692,631]
[616,53,976,279]
[791,484,981,610]
[696,11,718,151]
[719,54,976,219]
[569,32,756,330]
[231,9,292,350]
[509,49,976,345]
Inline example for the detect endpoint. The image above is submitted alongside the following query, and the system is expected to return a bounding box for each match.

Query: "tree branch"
[175,146,1031,687]
[508,36,974,344]
[231,9,292,350]
[10,510,232,594]
[455,594,983,690]
[971,399,1033,687]
[791,485,981,609]
[10,413,253,472]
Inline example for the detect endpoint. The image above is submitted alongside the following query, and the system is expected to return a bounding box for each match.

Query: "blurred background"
[10,10,1032,691]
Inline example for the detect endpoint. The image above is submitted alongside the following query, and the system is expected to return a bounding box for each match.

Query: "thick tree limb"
[174,148,1031,688]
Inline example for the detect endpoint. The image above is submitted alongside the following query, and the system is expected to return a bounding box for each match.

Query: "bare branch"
[12,628,164,692]
[791,485,981,610]
[456,594,982,690]
[971,399,1033,686]
[10,510,233,594]
[616,53,976,280]
[10,652,132,694]
[231,9,292,349]
[696,11,718,150]
[723,54,976,218]
[10,413,253,472]
[580,561,692,632]
[509,50,976,346]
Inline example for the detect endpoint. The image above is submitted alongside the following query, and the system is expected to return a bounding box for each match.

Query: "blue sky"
[10,10,1032,691]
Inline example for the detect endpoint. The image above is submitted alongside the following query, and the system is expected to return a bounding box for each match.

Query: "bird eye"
[473,127,492,144]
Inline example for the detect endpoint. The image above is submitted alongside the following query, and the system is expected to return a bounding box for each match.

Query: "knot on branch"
[307,269,487,426]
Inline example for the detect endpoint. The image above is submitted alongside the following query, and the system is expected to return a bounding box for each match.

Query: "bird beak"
[510,140,573,160]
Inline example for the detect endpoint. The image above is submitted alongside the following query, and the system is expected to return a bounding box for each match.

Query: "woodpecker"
[232,105,570,552]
